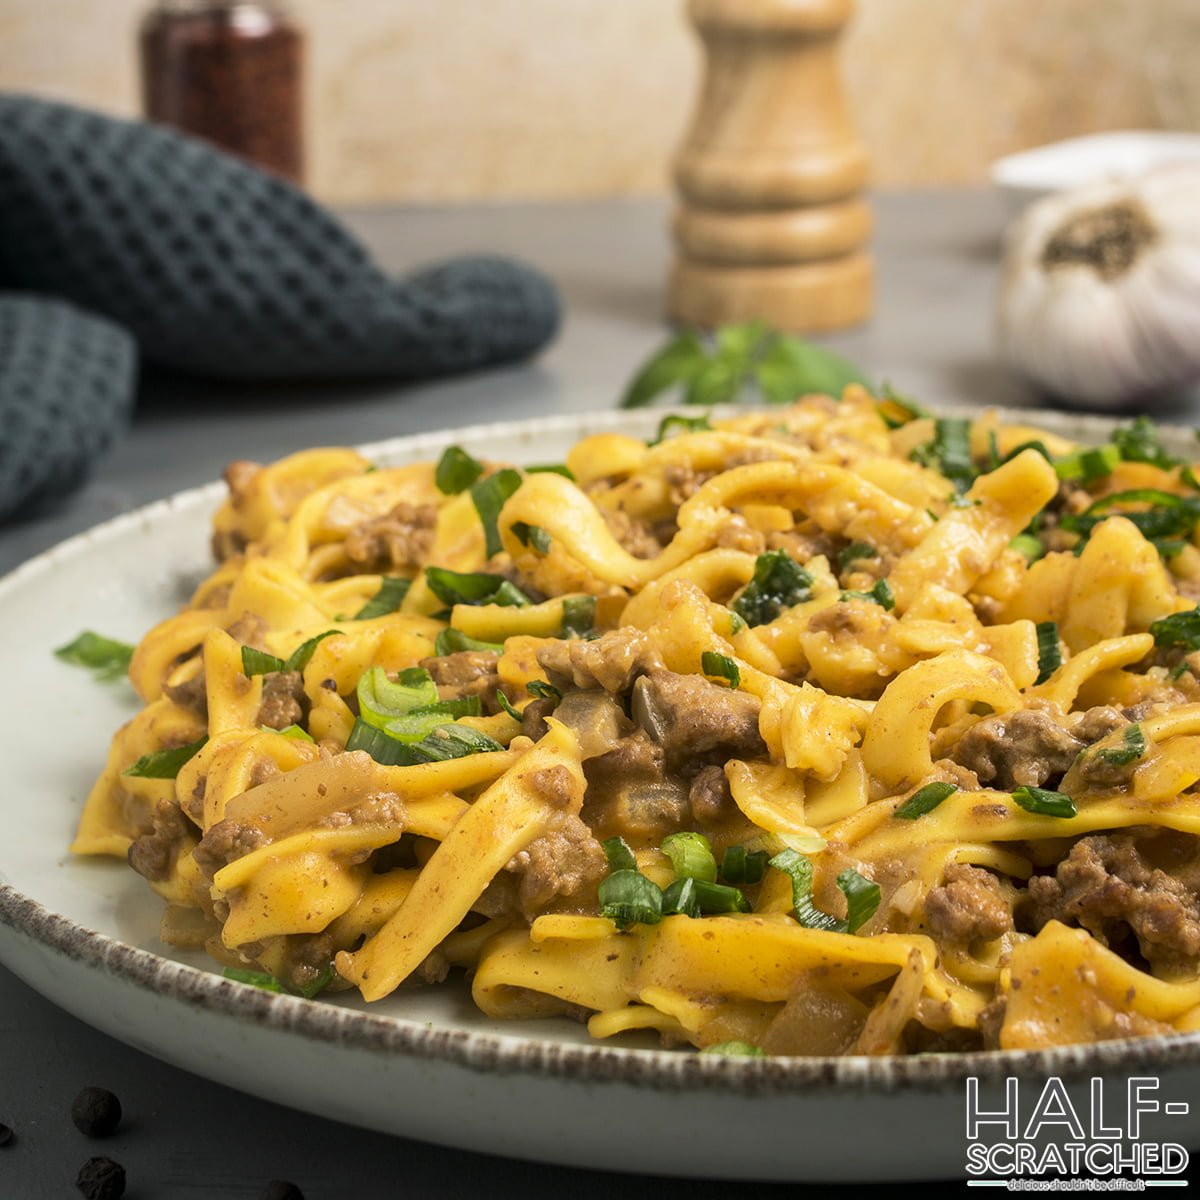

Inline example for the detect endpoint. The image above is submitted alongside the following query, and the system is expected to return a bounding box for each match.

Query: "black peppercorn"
[75,1156,126,1200]
[260,1182,304,1200]
[72,1087,123,1138]
[0,1122,13,1147]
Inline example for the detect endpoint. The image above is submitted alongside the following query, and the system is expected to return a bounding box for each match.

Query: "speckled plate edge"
[3,403,1199,1099]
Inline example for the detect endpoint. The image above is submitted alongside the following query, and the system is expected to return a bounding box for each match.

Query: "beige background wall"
[2,0,1197,203]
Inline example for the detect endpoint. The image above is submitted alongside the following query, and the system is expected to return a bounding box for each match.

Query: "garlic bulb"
[997,165,1200,409]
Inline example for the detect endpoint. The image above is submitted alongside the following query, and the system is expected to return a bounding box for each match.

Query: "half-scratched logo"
[966,1077,1191,1190]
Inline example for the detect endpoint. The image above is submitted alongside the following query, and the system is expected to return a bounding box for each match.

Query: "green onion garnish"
[470,468,524,558]
[661,877,701,918]
[435,445,485,494]
[561,595,596,638]
[894,781,958,819]
[425,567,530,609]
[837,541,877,571]
[526,679,562,703]
[1055,443,1120,483]
[511,522,552,555]
[911,418,975,492]
[733,550,814,627]
[123,736,208,779]
[357,666,439,728]
[345,719,502,766]
[1094,723,1146,767]
[268,724,315,742]
[433,628,504,656]
[876,385,929,429]
[1150,606,1200,651]
[651,413,713,444]
[1035,621,1062,685]
[839,578,895,611]
[700,651,740,688]
[241,646,286,676]
[223,967,285,993]
[598,870,664,929]
[660,831,718,883]
[1012,785,1076,818]
[1113,416,1182,470]
[1010,533,1045,562]
[769,849,880,933]
[526,463,576,480]
[602,836,637,873]
[728,611,747,635]
[54,631,135,681]
[700,1041,766,1057]
[495,690,522,723]
[355,576,412,620]
[691,879,751,914]
[719,845,769,885]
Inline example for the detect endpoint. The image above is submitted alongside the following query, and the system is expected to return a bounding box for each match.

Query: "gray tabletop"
[0,190,1145,1198]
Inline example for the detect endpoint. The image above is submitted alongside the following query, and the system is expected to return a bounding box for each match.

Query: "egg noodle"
[71,389,1200,1055]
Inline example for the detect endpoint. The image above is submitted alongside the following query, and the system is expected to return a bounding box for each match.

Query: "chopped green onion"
[700,1041,766,1057]
[282,630,342,673]
[599,869,664,929]
[561,595,596,638]
[1095,723,1146,767]
[267,724,315,742]
[1055,443,1120,483]
[375,698,482,744]
[661,876,701,918]
[769,850,880,933]
[660,832,718,883]
[297,964,336,999]
[54,631,135,681]
[652,412,713,444]
[839,578,895,611]
[700,651,740,688]
[733,550,814,627]
[719,844,769,885]
[1012,785,1076,818]
[434,628,504,656]
[526,679,562,703]
[123,736,208,779]
[495,690,522,722]
[1010,533,1045,562]
[355,576,411,620]
[1035,621,1062,685]
[1113,416,1182,470]
[602,836,637,873]
[425,567,530,609]
[346,719,502,766]
[1150,606,1200,651]
[894,781,958,820]
[357,666,439,729]
[471,468,524,558]
[728,610,747,635]
[691,879,752,914]
[223,967,284,993]
[435,445,485,494]
[241,646,286,676]
[526,463,576,480]
[837,541,876,571]
[911,418,975,492]
[511,522,552,555]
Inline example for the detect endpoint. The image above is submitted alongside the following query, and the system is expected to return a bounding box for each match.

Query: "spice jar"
[140,0,305,183]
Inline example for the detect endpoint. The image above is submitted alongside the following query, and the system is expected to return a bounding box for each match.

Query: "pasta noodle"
[72,390,1200,1055]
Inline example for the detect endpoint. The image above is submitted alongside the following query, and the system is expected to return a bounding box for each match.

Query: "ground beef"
[977,994,1006,1050]
[507,813,608,918]
[631,669,766,774]
[924,864,1014,948]
[193,820,268,880]
[583,730,690,842]
[343,501,437,572]
[419,650,502,712]
[257,670,305,729]
[688,764,733,824]
[163,671,208,717]
[1022,831,1200,974]
[211,460,260,560]
[127,800,194,883]
[520,696,556,741]
[715,515,765,556]
[600,508,662,559]
[537,628,663,694]
[948,705,1116,790]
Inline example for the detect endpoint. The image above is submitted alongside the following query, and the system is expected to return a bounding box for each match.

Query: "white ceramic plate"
[3,408,1200,1182]
[991,130,1200,212]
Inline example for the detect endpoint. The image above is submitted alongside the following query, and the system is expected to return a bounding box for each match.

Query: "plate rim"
[5,403,1200,1097]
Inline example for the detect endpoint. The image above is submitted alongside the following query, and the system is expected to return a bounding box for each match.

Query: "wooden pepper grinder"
[669,0,872,332]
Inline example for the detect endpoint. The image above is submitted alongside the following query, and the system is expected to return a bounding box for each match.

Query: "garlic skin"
[997,165,1200,409]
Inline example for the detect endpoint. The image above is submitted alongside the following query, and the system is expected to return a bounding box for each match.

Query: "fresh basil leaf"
[620,330,708,409]
[55,631,135,681]
[526,463,576,480]
[733,550,814,627]
[511,522,552,555]
[754,332,872,405]
[123,736,208,779]
[837,541,876,571]
[839,578,895,611]
[355,576,411,620]
[471,468,524,558]
[425,567,530,609]
[435,445,485,494]
[685,356,741,408]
